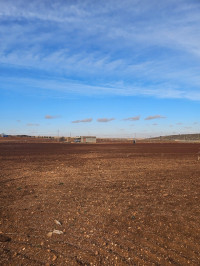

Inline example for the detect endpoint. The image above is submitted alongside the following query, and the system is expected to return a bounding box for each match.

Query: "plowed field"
[1,142,200,265]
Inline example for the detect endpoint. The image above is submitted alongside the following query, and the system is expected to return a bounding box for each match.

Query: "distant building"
[74,136,96,143]
[81,136,96,143]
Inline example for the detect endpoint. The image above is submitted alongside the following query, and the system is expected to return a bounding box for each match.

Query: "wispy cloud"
[97,118,115,122]
[145,115,166,120]
[45,115,60,119]
[27,123,39,126]
[3,75,200,101]
[123,115,140,121]
[72,118,93,123]
[0,0,200,101]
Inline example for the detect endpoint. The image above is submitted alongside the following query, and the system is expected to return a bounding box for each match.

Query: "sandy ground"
[0,141,200,265]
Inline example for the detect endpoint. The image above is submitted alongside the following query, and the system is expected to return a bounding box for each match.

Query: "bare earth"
[0,141,200,265]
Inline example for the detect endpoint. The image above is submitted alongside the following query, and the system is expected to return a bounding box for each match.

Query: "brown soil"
[0,141,200,265]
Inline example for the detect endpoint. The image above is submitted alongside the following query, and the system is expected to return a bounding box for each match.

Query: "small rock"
[52,254,57,261]
[47,232,53,237]
[52,229,63,235]
[54,219,62,226]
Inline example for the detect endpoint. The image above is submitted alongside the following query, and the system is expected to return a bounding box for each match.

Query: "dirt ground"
[0,141,200,265]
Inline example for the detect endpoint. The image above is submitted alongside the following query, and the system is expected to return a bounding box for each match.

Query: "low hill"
[147,133,200,142]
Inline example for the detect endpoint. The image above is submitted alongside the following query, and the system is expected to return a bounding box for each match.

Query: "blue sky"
[0,0,200,138]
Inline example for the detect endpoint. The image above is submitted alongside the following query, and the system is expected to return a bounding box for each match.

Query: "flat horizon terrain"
[1,141,200,265]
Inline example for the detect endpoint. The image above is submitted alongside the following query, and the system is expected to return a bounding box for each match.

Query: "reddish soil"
[0,141,200,265]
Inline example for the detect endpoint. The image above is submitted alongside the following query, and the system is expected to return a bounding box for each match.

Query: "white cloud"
[45,115,60,119]
[72,118,93,123]
[97,118,115,123]
[123,116,140,121]
[0,0,200,101]
[145,115,166,120]
[1,75,200,101]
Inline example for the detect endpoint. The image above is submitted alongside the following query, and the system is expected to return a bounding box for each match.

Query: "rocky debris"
[47,232,53,237]
[52,254,57,261]
[47,220,63,237]
[47,229,64,236]
[54,219,62,226]
[52,229,63,235]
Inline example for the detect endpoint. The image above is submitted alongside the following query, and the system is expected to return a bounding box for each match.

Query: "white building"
[74,136,96,143]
